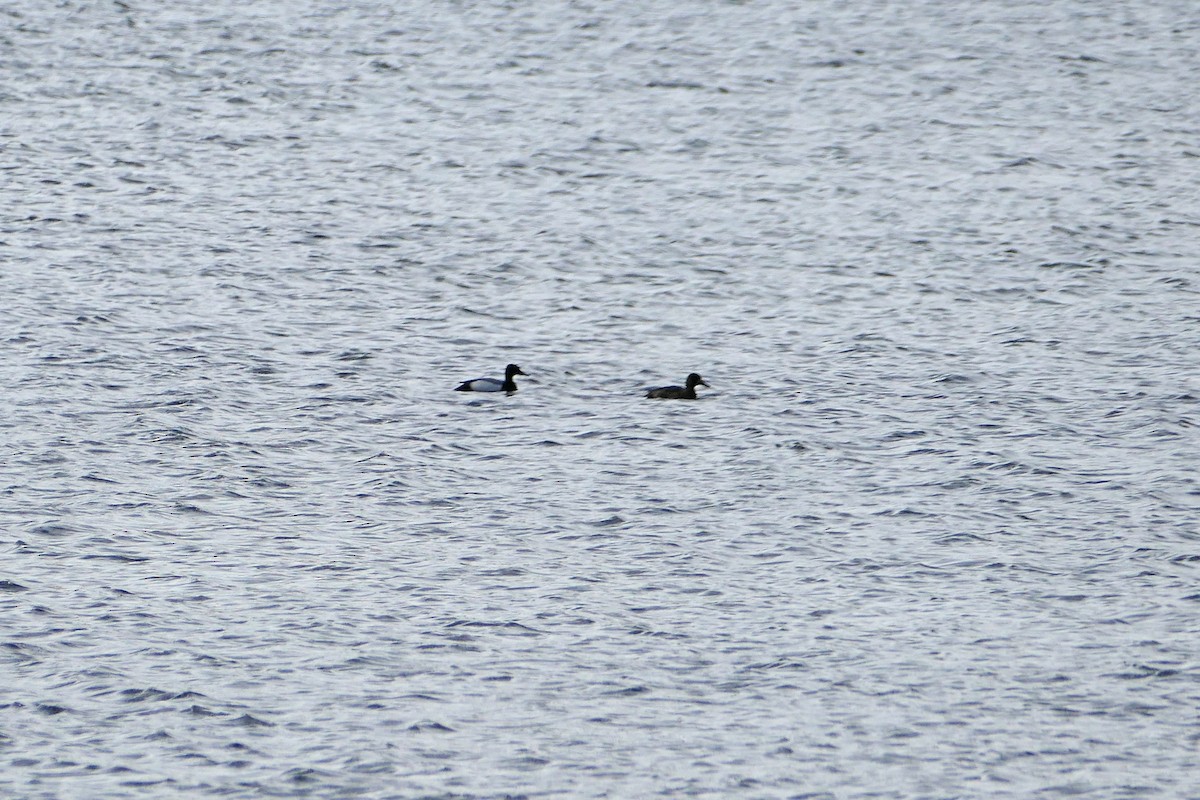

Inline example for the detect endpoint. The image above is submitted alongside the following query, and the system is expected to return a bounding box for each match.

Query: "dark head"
[506,364,526,378]
[685,373,708,389]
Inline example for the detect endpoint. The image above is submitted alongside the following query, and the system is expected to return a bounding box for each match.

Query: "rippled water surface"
[3,1,1199,797]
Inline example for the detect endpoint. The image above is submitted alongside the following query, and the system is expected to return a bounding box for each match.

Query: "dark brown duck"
[645,372,708,399]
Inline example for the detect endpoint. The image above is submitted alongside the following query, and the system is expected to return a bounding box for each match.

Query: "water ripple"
[2,1,1199,798]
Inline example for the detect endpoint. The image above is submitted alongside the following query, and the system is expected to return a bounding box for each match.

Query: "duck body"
[646,372,708,399]
[455,363,526,393]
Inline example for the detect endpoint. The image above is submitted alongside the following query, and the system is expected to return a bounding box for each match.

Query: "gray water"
[3,1,1199,798]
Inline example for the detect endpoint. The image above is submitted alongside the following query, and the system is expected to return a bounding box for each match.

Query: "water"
[3,1,1199,797]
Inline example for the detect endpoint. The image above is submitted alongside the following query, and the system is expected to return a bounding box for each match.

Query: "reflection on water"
[3,0,1198,797]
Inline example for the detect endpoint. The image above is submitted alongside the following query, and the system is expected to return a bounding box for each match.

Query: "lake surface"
[3,1,1199,797]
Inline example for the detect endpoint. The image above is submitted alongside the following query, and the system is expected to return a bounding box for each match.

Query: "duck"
[645,372,709,399]
[454,363,526,393]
